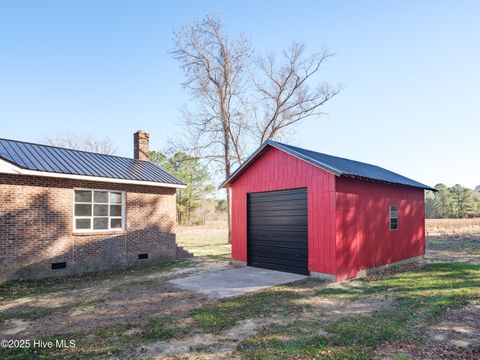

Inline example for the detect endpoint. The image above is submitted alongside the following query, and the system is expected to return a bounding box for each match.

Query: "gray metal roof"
[0,138,185,186]
[222,140,435,191]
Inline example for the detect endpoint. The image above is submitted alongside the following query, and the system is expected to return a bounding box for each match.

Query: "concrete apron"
[169,266,306,299]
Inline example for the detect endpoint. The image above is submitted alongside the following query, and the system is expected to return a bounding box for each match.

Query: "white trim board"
[0,158,186,189]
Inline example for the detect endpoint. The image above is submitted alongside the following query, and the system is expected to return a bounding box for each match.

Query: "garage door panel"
[248,238,308,248]
[248,217,308,226]
[248,191,307,201]
[248,224,307,232]
[248,260,308,275]
[248,230,308,239]
[249,253,307,264]
[247,188,308,275]
[249,244,308,255]
[248,256,308,271]
[249,254,308,267]
[247,201,307,210]
[248,209,308,217]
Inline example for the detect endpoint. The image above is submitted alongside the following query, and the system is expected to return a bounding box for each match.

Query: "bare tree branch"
[43,132,118,155]
[254,42,343,143]
[171,17,342,241]
[171,14,253,241]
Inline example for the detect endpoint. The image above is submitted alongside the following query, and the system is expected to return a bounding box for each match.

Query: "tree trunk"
[226,187,232,244]
[224,129,232,243]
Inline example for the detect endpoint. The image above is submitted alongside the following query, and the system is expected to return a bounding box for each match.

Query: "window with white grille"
[389,205,398,231]
[74,189,124,232]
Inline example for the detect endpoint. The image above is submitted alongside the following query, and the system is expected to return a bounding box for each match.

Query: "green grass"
[393,355,410,360]
[0,317,183,360]
[176,223,230,257]
[239,335,330,359]
[427,235,480,254]
[0,299,107,323]
[0,306,54,322]
[236,262,480,359]
[141,316,192,341]
[0,260,194,301]
[2,262,479,359]
[191,279,323,332]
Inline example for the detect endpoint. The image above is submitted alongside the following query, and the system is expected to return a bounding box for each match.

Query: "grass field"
[426,218,480,235]
[176,220,230,258]
[0,219,479,359]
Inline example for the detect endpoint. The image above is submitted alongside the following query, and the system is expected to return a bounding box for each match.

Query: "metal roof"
[222,140,435,191]
[0,138,185,186]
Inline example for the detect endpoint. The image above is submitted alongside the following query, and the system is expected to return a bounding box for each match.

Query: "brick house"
[0,131,186,281]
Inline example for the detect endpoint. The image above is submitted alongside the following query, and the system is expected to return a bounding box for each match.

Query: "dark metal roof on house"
[0,138,185,186]
[222,140,435,191]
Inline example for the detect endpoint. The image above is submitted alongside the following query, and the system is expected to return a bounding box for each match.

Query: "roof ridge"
[269,140,386,170]
[0,137,185,186]
[268,140,432,189]
[266,140,343,175]
[222,140,434,191]
[0,137,151,163]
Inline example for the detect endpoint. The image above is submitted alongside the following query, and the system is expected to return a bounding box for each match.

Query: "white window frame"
[73,188,126,233]
[389,204,398,231]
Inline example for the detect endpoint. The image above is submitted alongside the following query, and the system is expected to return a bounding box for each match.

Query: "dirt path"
[134,234,480,359]
[0,258,231,340]
[137,288,392,359]
[425,234,480,265]
[1,231,479,359]
[374,234,480,359]
[376,301,480,359]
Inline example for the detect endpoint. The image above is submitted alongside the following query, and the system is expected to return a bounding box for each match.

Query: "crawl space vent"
[51,262,67,270]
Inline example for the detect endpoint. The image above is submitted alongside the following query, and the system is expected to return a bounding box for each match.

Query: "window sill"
[73,230,126,236]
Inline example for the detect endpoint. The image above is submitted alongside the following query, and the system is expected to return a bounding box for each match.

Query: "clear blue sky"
[0,1,478,188]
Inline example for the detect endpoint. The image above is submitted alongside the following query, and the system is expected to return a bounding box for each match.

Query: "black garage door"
[247,188,309,275]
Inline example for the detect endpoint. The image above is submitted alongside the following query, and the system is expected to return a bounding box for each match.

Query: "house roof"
[0,138,185,188]
[221,140,435,191]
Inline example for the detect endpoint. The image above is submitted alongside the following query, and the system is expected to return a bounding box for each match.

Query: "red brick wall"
[0,174,177,281]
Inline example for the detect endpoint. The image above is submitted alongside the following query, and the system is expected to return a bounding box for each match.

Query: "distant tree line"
[426,184,480,218]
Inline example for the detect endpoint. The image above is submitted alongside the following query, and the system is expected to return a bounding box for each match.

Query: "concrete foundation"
[170,266,306,298]
[310,271,336,282]
[231,260,247,267]
[356,255,424,277]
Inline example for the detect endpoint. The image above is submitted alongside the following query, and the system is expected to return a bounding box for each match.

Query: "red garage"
[222,141,434,281]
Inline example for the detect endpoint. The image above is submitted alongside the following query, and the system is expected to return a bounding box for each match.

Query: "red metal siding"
[230,147,336,274]
[335,177,425,281]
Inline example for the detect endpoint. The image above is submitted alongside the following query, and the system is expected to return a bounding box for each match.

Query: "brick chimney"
[134,130,150,161]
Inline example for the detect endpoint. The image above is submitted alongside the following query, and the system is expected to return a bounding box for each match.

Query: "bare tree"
[43,132,118,155]
[173,16,342,240]
[254,43,342,143]
[172,14,252,241]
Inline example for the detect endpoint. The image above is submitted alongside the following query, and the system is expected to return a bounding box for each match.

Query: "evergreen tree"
[429,184,479,218]
[433,183,452,218]
[150,151,214,225]
[425,191,435,218]
[474,186,480,217]
[450,184,476,218]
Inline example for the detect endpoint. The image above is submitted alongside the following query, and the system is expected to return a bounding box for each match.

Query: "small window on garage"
[389,205,398,231]
[74,189,124,232]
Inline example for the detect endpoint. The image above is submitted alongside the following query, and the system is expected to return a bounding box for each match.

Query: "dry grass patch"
[2,220,480,359]
[177,220,230,258]
[426,218,480,235]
